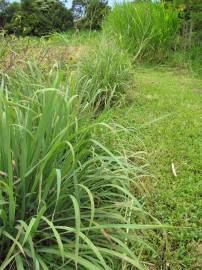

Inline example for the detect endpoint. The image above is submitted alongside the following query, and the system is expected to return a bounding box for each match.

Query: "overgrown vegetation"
[103,1,201,73]
[172,0,202,75]
[104,2,179,61]
[166,0,202,46]
[0,63,161,269]
[75,39,133,112]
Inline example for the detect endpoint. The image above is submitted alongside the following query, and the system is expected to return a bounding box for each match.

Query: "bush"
[3,0,73,36]
[104,2,179,61]
[0,63,159,269]
[75,39,133,112]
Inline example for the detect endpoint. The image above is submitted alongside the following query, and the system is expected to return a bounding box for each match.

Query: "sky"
[10,0,126,8]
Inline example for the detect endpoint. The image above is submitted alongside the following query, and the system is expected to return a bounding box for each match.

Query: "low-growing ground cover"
[99,66,202,269]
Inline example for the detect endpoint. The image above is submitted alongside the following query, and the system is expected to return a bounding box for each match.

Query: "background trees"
[0,0,8,27]
[0,0,201,44]
[191,0,202,43]
[165,0,202,47]
[0,0,73,36]
[0,0,110,35]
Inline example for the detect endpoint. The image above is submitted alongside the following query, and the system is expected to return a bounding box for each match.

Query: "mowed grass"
[99,66,202,269]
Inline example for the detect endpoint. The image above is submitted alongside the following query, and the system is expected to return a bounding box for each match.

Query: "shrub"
[0,64,159,269]
[75,39,133,112]
[104,2,179,61]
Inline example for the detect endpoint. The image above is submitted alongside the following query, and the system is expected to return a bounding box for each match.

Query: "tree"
[0,2,21,29]
[0,0,8,28]
[164,0,202,47]
[2,0,73,36]
[0,0,8,11]
[85,0,110,30]
[72,0,110,30]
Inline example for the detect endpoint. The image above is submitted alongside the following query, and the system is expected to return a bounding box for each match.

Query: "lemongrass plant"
[0,64,161,269]
[75,39,133,113]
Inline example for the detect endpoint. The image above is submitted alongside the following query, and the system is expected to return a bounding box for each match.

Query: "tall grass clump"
[75,40,133,113]
[0,65,159,269]
[104,2,179,61]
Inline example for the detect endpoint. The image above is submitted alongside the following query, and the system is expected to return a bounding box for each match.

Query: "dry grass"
[0,36,86,72]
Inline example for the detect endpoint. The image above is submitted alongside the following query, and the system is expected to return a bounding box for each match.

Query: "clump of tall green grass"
[0,65,160,269]
[104,2,179,61]
[75,40,133,112]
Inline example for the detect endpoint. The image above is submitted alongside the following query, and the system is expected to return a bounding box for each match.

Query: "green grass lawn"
[100,66,202,269]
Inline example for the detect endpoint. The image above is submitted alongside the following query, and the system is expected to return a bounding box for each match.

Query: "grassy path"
[101,66,202,269]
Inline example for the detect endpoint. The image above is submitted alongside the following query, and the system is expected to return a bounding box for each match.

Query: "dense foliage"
[0,0,73,36]
[163,0,202,73]
[165,0,202,46]
[104,2,179,61]
[0,0,110,35]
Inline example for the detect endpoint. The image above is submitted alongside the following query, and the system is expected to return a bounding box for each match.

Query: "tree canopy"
[0,0,73,36]
[0,0,110,35]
